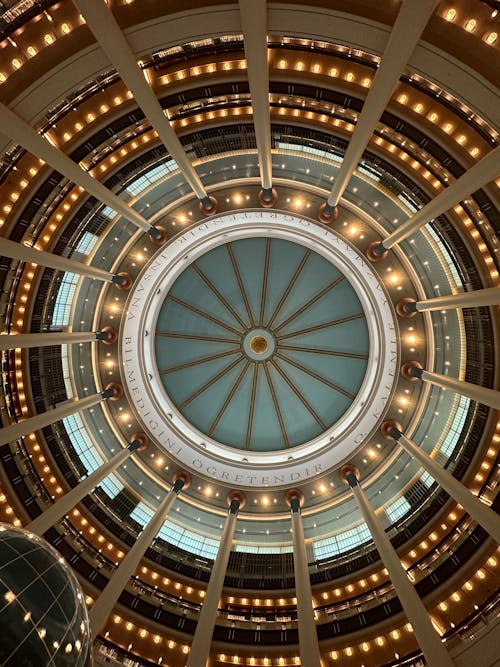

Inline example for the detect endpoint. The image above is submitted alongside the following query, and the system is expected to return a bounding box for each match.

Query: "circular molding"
[120,210,399,489]
[401,360,424,381]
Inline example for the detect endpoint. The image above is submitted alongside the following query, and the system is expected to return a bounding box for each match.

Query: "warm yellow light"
[445,8,457,21]
[465,19,477,32]
[486,32,498,45]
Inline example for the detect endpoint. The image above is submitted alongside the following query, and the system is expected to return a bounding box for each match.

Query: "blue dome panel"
[155,237,369,452]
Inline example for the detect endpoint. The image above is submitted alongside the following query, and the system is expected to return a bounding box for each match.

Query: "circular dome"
[0,2,498,665]
[0,524,91,667]
[122,210,398,486]
[154,236,369,452]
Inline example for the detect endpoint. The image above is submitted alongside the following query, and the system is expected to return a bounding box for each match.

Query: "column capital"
[366,240,389,262]
[102,382,123,400]
[111,272,132,291]
[173,470,191,490]
[199,195,218,215]
[396,297,418,318]
[259,188,278,207]
[285,488,304,510]
[129,433,148,452]
[318,202,339,224]
[380,420,403,440]
[148,225,167,245]
[97,326,117,344]
[227,490,246,511]
[340,464,360,488]
[401,360,424,381]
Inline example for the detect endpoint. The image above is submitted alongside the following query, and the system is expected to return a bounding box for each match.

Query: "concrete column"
[0,328,116,350]
[26,434,147,536]
[381,422,500,544]
[186,492,244,667]
[319,0,438,221]
[0,237,130,286]
[371,144,500,254]
[0,383,121,447]
[73,0,215,214]
[402,360,500,411]
[288,490,322,667]
[239,0,276,207]
[397,287,500,316]
[0,102,162,235]
[90,472,190,635]
[341,466,455,667]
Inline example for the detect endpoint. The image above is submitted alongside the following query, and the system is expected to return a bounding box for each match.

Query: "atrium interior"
[0,0,499,666]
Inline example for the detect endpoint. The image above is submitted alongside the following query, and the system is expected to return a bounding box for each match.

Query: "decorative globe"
[0,523,92,666]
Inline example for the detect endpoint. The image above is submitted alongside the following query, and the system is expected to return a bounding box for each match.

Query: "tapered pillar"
[90,471,190,635]
[186,491,244,667]
[0,383,122,447]
[370,144,500,256]
[73,0,215,215]
[239,0,277,208]
[0,237,130,287]
[381,422,500,544]
[287,490,322,667]
[319,0,437,222]
[402,360,500,411]
[26,433,148,536]
[0,103,163,235]
[397,287,500,316]
[0,328,116,350]
[341,466,455,667]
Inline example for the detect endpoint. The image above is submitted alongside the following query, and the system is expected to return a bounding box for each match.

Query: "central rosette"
[154,236,369,453]
[243,329,275,360]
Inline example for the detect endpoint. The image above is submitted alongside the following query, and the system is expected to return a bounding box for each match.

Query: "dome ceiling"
[0,1,498,666]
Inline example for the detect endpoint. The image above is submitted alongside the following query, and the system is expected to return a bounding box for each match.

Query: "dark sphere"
[0,523,91,666]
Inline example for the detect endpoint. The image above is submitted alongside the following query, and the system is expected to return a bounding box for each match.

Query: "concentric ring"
[121,210,399,487]
[154,237,370,452]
